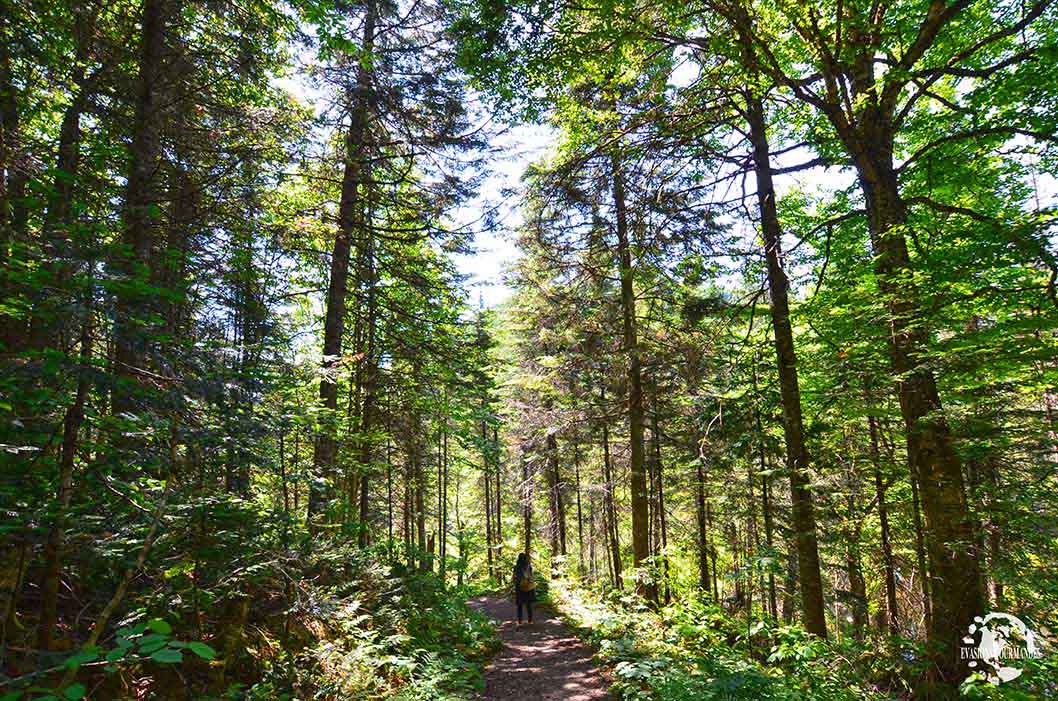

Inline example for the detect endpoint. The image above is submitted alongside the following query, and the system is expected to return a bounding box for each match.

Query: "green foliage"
[281,552,499,700]
[0,620,217,700]
[554,584,899,701]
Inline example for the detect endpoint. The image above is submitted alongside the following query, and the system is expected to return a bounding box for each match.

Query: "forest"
[1,0,1057,699]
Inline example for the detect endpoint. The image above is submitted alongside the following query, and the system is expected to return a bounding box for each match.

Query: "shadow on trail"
[468,595,612,701]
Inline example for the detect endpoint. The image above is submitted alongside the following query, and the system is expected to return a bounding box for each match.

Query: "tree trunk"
[573,436,585,576]
[611,154,650,599]
[588,487,598,581]
[986,461,1004,609]
[907,443,932,631]
[846,537,868,640]
[111,0,170,417]
[600,411,622,589]
[0,8,29,349]
[357,203,378,547]
[416,432,427,571]
[744,94,827,638]
[386,438,394,555]
[36,315,93,649]
[546,432,560,568]
[868,411,899,635]
[29,5,94,351]
[309,0,376,526]
[762,468,778,619]
[849,120,981,681]
[521,448,532,557]
[483,415,494,579]
[694,436,709,592]
[651,389,670,604]
[493,424,502,564]
[782,542,798,623]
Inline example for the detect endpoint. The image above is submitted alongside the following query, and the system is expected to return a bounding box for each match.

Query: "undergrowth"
[547,582,1056,701]
[1,542,499,701]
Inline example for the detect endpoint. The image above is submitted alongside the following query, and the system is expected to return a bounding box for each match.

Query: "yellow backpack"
[517,565,535,592]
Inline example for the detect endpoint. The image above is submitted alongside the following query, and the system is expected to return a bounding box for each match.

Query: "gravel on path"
[468,594,612,701]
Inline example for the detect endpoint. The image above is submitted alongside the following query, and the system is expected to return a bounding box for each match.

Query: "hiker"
[513,552,535,624]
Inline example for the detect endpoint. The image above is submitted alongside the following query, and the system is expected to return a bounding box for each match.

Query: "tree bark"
[493,424,502,564]
[761,467,778,619]
[29,5,95,351]
[573,435,585,576]
[546,432,560,566]
[0,5,29,350]
[309,0,376,526]
[694,435,709,592]
[600,407,622,589]
[415,429,427,571]
[858,158,981,672]
[611,154,650,599]
[36,315,93,649]
[868,411,899,635]
[357,202,378,546]
[111,0,170,418]
[744,93,827,638]
[484,418,494,579]
[651,388,670,604]
[521,447,532,557]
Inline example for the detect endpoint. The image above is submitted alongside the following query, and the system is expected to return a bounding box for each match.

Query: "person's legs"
[526,599,533,623]
[516,599,524,623]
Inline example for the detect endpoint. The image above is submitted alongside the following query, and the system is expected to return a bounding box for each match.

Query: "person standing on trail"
[513,552,536,625]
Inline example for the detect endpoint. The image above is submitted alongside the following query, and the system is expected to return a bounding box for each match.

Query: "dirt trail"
[468,594,612,701]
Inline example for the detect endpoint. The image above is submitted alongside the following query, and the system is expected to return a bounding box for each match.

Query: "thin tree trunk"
[601,411,622,589]
[846,473,869,640]
[437,419,444,576]
[493,425,502,564]
[694,435,709,592]
[309,0,376,526]
[611,154,650,599]
[908,450,933,632]
[588,487,598,581]
[403,434,412,563]
[112,0,170,418]
[707,501,719,604]
[868,411,899,635]
[0,4,29,350]
[29,5,94,350]
[386,437,393,556]
[36,315,93,649]
[357,202,378,546]
[441,416,449,576]
[743,92,827,638]
[416,431,427,571]
[573,436,585,576]
[761,459,778,619]
[651,388,670,604]
[483,416,494,579]
[546,432,560,568]
[521,448,532,557]
[986,462,1004,609]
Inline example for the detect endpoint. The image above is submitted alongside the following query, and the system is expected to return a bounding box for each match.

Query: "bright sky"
[451,123,555,308]
[278,41,1057,314]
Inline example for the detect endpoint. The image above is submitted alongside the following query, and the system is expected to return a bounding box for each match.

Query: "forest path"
[468,594,612,701]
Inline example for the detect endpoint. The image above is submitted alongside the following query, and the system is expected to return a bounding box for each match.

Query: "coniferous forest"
[1,0,1057,699]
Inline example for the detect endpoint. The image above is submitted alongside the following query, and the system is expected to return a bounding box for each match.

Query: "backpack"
[517,565,535,592]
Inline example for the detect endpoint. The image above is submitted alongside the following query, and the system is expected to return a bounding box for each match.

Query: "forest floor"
[468,594,613,701]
